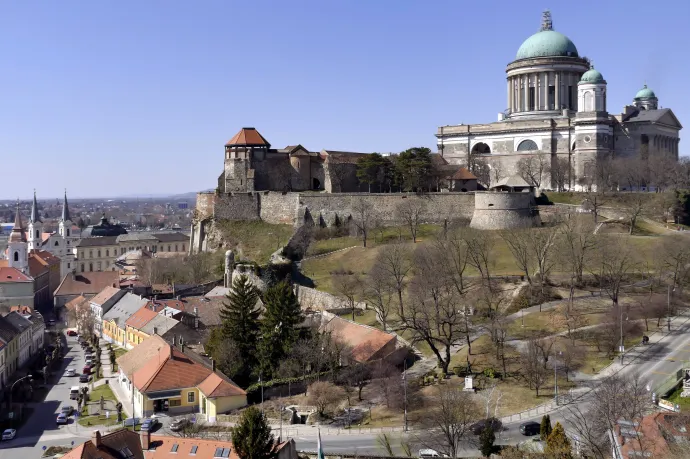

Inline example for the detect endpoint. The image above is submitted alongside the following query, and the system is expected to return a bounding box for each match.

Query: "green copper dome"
[516,30,579,60]
[579,68,604,84]
[635,85,656,99]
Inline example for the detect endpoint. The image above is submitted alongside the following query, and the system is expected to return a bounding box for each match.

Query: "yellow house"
[101,292,148,346]
[131,341,246,420]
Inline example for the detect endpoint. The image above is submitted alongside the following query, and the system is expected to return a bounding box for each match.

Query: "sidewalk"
[93,342,133,418]
[499,309,690,424]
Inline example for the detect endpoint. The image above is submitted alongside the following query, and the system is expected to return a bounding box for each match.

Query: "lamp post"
[403,360,408,432]
[279,405,284,443]
[554,352,561,406]
[9,374,32,427]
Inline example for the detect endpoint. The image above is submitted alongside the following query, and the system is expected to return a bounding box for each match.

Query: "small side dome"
[635,84,656,99]
[579,67,604,84]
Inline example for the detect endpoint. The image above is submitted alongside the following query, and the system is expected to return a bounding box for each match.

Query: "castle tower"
[574,66,612,190]
[7,204,28,273]
[223,127,270,192]
[633,84,658,111]
[27,190,43,251]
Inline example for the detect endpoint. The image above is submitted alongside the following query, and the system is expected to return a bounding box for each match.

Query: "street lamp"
[554,352,561,406]
[402,360,408,432]
[9,374,32,426]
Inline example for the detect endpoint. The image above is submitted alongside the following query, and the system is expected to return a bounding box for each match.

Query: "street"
[0,333,92,458]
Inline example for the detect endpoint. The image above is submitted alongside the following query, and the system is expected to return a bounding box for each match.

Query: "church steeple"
[8,202,28,273]
[9,203,26,243]
[61,189,71,222]
[30,189,41,224]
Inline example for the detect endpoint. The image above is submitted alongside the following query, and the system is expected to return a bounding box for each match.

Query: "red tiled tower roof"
[225,127,271,148]
[8,205,26,243]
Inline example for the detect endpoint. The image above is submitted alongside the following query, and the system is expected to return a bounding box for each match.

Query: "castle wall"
[470,191,541,230]
[259,192,300,224]
[212,193,261,221]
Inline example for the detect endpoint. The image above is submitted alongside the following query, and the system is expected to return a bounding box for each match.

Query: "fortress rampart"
[469,191,541,230]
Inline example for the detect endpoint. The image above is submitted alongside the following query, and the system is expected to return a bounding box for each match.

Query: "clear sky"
[1,0,687,198]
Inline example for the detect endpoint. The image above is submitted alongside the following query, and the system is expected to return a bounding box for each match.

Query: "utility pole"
[403,360,408,432]
[620,305,624,364]
[667,284,672,331]
[9,374,32,428]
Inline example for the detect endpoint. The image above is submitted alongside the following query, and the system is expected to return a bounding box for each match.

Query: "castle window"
[517,140,538,151]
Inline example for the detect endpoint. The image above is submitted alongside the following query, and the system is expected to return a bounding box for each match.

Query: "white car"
[66,367,76,377]
[2,429,16,440]
[419,449,444,458]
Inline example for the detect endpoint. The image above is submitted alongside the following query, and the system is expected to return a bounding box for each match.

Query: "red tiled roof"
[65,295,88,312]
[321,315,397,362]
[0,267,32,283]
[197,372,246,398]
[144,436,292,459]
[61,429,144,459]
[30,249,60,266]
[450,167,477,180]
[28,256,49,277]
[225,127,270,147]
[126,304,160,330]
[133,345,212,393]
[55,271,119,297]
[90,286,123,306]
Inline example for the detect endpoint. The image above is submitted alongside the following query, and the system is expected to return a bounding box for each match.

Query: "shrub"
[483,368,496,379]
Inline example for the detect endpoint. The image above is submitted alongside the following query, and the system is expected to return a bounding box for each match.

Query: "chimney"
[212,358,216,373]
[140,429,150,450]
[92,430,102,448]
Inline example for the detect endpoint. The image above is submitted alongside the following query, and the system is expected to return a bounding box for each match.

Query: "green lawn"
[78,384,118,427]
[336,309,381,328]
[667,385,690,412]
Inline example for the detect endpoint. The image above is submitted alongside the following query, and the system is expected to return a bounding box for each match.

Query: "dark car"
[471,417,502,435]
[61,406,74,416]
[82,366,91,375]
[141,417,159,432]
[79,374,91,383]
[519,421,541,436]
[169,418,190,432]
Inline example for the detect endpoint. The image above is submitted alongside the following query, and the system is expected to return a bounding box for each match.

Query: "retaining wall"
[470,191,541,230]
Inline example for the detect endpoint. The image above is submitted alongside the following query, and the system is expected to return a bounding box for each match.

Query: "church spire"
[62,189,71,222]
[9,202,27,243]
[540,10,553,31]
[30,189,41,224]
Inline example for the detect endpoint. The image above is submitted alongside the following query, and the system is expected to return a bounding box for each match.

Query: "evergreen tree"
[479,425,496,458]
[231,406,277,459]
[258,282,304,378]
[540,414,553,440]
[545,422,573,459]
[220,275,260,383]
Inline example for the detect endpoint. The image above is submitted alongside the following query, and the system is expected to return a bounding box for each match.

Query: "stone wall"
[259,192,300,224]
[470,191,541,230]
[294,284,366,313]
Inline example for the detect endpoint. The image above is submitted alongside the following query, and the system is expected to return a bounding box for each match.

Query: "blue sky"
[0,0,687,198]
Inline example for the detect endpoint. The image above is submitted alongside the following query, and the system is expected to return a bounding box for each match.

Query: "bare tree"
[332,271,361,321]
[500,230,534,285]
[351,198,375,247]
[622,194,646,235]
[565,374,650,459]
[662,235,690,289]
[416,385,481,459]
[516,155,548,188]
[371,361,403,409]
[465,229,495,289]
[364,264,395,331]
[548,157,573,191]
[396,199,427,243]
[521,338,549,396]
[434,227,472,296]
[559,215,598,308]
[75,304,96,341]
[373,242,413,313]
[528,226,559,305]
[327,161,350,192]
[308,381,343,416]
[592,237,636,306]
[338,362,370,403]
[560,344,584,382]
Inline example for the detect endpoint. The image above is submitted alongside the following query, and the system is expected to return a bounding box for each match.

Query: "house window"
[168,245,171,252]
[13,252,18,262]
[187,392,195,403]
[97,262,102,271]
[160,245,163,252]
[89,250,93,258]
[80,264,84,272]
[89,263,93,272]
[169,399,181,407]
[182,244,185,252]
[97,250,101,257]
[67,229,70,237]
[175,244,178,252]
[67,263,70,269]
[106,249,109,257]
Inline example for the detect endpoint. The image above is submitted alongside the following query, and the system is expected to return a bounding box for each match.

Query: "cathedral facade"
[436,11,682,190]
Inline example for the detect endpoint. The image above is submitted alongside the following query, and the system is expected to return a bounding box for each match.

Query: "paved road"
[0,334,90,458]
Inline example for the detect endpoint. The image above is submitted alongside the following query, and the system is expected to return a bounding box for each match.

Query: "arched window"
[471,142,491,155]
[517,140,539,151]
[80,264,84,272]
[106,249,109,257]
[13,252,18,262]
[97,250,101,258]
[89,263,93,272]
[54,241,59,247]
[35,230,39,239]
[67,229,70,237]
[584,91,593,111]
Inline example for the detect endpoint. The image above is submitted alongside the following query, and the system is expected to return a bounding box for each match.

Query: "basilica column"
[536,73,541,110]
[555,72,560,110]
[517,76,522,112]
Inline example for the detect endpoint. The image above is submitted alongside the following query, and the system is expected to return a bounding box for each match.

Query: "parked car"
[2,429,16,440]
[56,413,68,425]
[124,417,140,427]
[48,319,56,326]
[82,366,91,375]
[66,330,78,337]
[61,406,74,416]
[66,367,76,377]
[519,421,541,436]
[169,418,190,432]
[419,449,443,458]
[70,386,80,400]
[141,417,159,432]
[84,349,93,356]
[79,374,91,383]
[471,417,502,435]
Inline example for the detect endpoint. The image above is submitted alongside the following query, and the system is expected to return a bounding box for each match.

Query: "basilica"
[436,11,682,189]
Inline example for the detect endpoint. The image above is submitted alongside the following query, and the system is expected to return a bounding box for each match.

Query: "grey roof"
[4,311,33,334]
[75,236,118,248]
[116,233,159,243]
[152,232,189,243]
[80,215,127,238]
[491,175,532,189]
[622,108,676,124]
[102,292,148,325]
[0,316,19,343]
[140,314,180,336]
[205,286,231,298]
[27,312,45,330]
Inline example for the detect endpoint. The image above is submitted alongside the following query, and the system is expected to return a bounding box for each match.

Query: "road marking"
[652,371,673,376]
